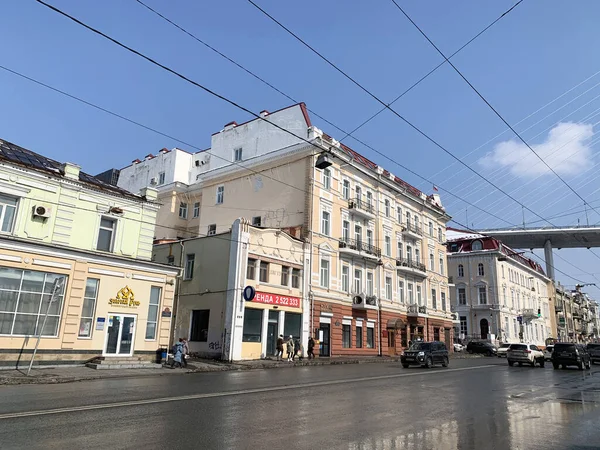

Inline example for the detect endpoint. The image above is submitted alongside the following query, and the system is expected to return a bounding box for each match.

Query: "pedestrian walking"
[171,338,184,369]
[295,338,304,361]
[181,337,189,368]
[286,335,295,362]
[276,334,284,361]
[307,336,315,359]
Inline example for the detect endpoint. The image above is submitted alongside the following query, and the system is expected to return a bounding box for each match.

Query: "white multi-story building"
[447,229,553,347]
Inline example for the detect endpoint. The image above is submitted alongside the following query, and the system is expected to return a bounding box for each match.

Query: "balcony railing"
[555,303,564,313]
[402,223,422,237]
[396,257,427,273]
[407,304,428,316]
[348,198,375,216]
[338,237,381,257]
[522,309,538,321]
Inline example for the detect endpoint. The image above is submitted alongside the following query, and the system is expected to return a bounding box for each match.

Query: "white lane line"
[0,364,496,420]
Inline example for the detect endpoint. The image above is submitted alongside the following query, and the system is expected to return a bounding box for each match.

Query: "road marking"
[0,364,496,420]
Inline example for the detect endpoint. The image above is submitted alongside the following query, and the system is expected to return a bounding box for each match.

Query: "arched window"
[478,263,485,276]
[471,240,483,251]
[458,264,464,277]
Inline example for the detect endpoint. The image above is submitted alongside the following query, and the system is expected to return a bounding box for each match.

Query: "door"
[480,319,489,341]
[104,314,137,356]
[267,323,278,356]
[320,324,330,357]
[444,328,451,350]
[388,330,396,356]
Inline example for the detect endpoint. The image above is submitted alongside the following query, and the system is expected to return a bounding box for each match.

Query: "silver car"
[496,343,511,358]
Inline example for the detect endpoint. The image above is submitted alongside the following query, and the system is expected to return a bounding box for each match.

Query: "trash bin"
[156,347,168,364]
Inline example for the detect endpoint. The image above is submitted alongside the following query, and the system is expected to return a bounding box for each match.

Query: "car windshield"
[587,344,600,349]
[554,344,575,351]
[409,343,431,351]
[510,344,527,350]
[500,344,511,348]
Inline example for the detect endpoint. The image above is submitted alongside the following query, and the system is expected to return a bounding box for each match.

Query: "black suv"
[401,341,449,368]
[586,343,600,365]
[466,340,498,356]
[551,343,591,370]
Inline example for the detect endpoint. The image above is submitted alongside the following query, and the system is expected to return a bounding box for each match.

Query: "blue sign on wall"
[243,286,256,301]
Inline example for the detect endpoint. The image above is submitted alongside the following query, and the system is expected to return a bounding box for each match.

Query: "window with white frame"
[460,316,468,336]
[178,202,188,219]
[259,262,269,282]
[367,229,373,247]
[341,265,349,293]
[342,179,350,199]
[441,292,446,311]
[342,220,350,241]
[78,278,99,338]
[0,194,18,233]
[158,171,166,185]
[478,286,487,304]
[216,185,224,204]
[367,271,374,296]
[416,285,422,305]
[407,283,414,303]
[145,286,162,340]
[504,316,510,338]
[247,259,256,280]
[385,276,392,299]
[323,168,331,190]
[355,224,362,243]
[502,266,505,279]
[355,185,362,201]
[438,227,443,243]
[354,269,362,293]
[397,242,403,259]
[432,288,437,309]
[207,224,216,236]
[472,240,483,251]
[321,211,330,236]
[429,221,434,236]
[292,268,300,288]
[281,267,290,286]
[184,254,195,280]
[503,287,507,305]
[366,191,373,207]
[429,252,434,271]
[478,263,484,276]
[458,264,464,277]
[397,206,402,223]
[458,287,466,305]
[320,259,330,288]
[193,202,200,218]
[414,215,419,231]
[398,280,404,303]
[415,248,420,264]
[97,217,117,252]
[384,199,390,217]
[234,147,243,162]
[385,235,391,256]
[439,256,444,275]
[406,211,411,228]
[407,245,412,262]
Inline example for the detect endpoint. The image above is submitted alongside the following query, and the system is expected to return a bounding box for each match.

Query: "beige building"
[0,139,178,367]
[120,103,455,356]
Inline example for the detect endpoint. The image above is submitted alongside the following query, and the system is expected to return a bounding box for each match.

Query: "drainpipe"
[171,240,185,348]
[378,298,382,356]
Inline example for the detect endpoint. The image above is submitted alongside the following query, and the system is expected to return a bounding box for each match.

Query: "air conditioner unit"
[352,293,365,305]
[32,204,51,218]
[150,177,157,185]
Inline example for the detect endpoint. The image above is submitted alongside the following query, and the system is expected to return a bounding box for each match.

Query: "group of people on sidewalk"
[171,337,189,368]
[276,335,315,361]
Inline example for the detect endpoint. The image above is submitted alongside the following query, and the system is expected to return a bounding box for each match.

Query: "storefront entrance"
[104,314,136,356]
[320,323,330,357]
[267,322,278,357]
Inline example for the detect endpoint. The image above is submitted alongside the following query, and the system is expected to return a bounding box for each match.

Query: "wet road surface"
[1,358,600,449]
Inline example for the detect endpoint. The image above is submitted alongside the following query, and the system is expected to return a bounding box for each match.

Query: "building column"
[544,239,555,280]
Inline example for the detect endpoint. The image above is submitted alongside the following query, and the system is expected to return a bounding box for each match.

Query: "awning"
[387,318,406,329]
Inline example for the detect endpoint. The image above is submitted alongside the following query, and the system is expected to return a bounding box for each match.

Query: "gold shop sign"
[109,286,140,308]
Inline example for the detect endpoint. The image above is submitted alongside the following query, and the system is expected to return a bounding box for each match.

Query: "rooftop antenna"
[522,206,525,229]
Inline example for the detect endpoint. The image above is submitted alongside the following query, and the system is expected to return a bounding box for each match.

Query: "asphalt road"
[1,357,600,450]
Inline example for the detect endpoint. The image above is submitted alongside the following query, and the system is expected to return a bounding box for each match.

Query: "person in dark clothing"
[307,336,315,359]
[293,338,303,361]
[276,334,284,361]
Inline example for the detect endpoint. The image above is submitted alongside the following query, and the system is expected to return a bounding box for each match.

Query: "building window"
[397,206,402,223]
[398,280,404,303]
[354,269,362,293]
[279,266,289,286]
[441,292,446,311]
[145,286,161,340]
[367,271,374,296]
[429,221,433,237]
[407,283,414,303]
[472,240,483,251]
[438,227,442,243]
[207,224,216,236]
[342,324,351,348]
[429,252,434,271]
[355,186,362,201]
[417,285,422,305]
[0,268,66,337]
[341,266,349,293]
[342,179,350,199]
[355,224,362,243]
[252,216,261,227]
[439,257,444,275]
[458,265,464,277]
[385,199,390,217]
[397,242,403,259]
[478,263,484,276]
[367,230,373,247]
[385,276,392,300]
[432,289,437,309]
[234,147,243,162]
[342,220,350,241]
[259,262,269,283]
[356,325,363,348]
[216,185,224,204]
[242,308,262,342]
[96,217,116,252]
[190,309,210,342]
[247,259,256,280]
[323,168,331,190]
[415,249,420,264]
[385,236,391,256]
[414,216,419,231]
[292,268,300,289]
[478,286,487,304]
[367,327,374,348]
[460,316,467,336]
[284,312,302,340]
[504,316,510,339]
[366,191,373,207]
[178,202,188,219]
[433,327,440,341]
[0,194,17,233]
[184,254,195,280]
[407,245,412,262]
[406,211,411,228]
[193,202,200,218]
[320,259,329,288]
[78,278,99,338]
[458,288,466,305]
[321,211,330,236]
[158,171,166,185]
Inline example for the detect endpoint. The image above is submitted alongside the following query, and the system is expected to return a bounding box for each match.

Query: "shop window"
[145,286,161,340]
[242,308,263,342]
[367,327,374,349]
[291,268,300,288]
[190,309,210,342]
[78,278,99,338]
[184,254,195,280]
[356,325,363,348]
[0,268,66,336]
[97,217,116,252]
[281,266,289,286]
[247,259,256,280]
[0,194,18,233]
[284,312,301,340]
[342,324,351,348]
[259,262,269,283]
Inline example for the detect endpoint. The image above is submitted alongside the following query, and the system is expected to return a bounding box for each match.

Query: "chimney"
[63,162,80,180]
[139,186,158,201]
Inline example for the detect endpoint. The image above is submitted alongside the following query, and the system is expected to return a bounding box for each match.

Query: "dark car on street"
[401,341,449,368]
[466,340,498,356]
[586,343,600,365]
[551,343,591,370]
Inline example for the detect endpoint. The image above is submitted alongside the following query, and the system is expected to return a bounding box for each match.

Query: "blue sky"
[2,0,600,295]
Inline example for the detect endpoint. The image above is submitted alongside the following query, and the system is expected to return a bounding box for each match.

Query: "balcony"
[407,303,428,317]
[347,197,375,219]
[352,293,378,310]
[555,303,564,313]
[402,223,422,240]
[396,257,427,278]
[522,309,538,321]
[339,237,381,260]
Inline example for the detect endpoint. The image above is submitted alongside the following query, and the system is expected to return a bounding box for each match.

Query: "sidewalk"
[0,352,482,386]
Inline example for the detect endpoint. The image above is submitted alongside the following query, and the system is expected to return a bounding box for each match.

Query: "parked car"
[507,343,545,367]
[587,343,600,365]
[552,343,591,370]
[401,341,449,368]
[466,341,498,356]
[544,345,554,361]
[453,343,464,352]
[496,343,511,358]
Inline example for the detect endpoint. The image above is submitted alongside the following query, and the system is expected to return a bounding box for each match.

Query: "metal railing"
[338,237,381,257]
[407,304,427,315]
[348,197,375,215]
[555,303,564,312]
[403,222,422,236]
[395,257,427,273]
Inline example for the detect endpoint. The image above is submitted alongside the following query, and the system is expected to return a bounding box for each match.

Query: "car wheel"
[508,360,514,367]
[553,362,559,370]
[424,357,433,368]
[530,360,536,368]
[442,357,449,368]
[402,364,409,369]
[518,362,523,367]
[486,350,492,357]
